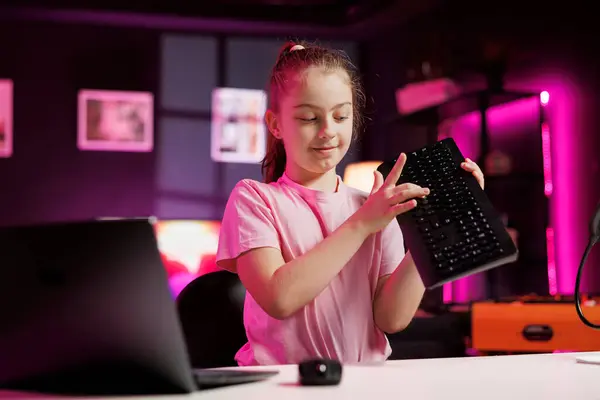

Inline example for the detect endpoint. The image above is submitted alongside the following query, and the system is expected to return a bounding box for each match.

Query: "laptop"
[0,218,278,396]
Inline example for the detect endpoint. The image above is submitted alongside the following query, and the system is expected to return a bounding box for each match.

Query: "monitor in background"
[153,220,221,297]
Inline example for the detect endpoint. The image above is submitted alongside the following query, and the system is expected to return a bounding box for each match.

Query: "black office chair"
[176,270,247,368]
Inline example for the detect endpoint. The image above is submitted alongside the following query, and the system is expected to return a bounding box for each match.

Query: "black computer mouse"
[298,358,342,386]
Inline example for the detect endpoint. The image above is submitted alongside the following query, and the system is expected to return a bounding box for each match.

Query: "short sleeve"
[379,219,405,277]
[216,180,281,273]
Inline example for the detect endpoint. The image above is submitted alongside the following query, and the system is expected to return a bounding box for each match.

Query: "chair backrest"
[176,270,247,368]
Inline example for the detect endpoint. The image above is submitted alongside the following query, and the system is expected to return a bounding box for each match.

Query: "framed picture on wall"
[211,87,267,164]
[77,89,154,152]
[0,79,13,158]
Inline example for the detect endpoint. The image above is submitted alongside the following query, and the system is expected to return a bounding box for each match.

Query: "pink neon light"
[546,227,557,295]
[540,90,556,294]
[540,91,550,106]
[517,79,583,295]
[442,96,540,303]
[443,282,452,303]
[550,85,580,294]
[439,78,581,300]
[541,122,553,196]
[540,92,556,295]
[532,80,583,294]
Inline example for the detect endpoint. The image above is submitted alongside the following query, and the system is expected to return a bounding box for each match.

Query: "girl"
[216,41,484,366]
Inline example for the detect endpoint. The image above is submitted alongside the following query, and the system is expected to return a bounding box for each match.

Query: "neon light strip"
[546,227,558,295]
[541,122,553,196]
[443,283,452,303]
[541,94,557,295]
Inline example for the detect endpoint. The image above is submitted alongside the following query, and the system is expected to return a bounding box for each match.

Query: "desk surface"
[1,352,598,399]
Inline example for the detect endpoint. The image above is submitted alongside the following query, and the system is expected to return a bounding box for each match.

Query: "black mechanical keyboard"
[377,138,518,289]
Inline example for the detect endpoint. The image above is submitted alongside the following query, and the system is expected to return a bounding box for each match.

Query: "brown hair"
[261,41,366,183]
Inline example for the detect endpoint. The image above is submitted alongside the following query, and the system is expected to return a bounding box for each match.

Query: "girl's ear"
[265,109,281,139]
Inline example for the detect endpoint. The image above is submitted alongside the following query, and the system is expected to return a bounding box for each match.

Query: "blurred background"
[0,0,599,362]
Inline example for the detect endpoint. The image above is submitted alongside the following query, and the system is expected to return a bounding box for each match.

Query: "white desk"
[1,352,598,399]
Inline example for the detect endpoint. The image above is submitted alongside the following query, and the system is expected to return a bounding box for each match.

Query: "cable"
[574,235,599,329]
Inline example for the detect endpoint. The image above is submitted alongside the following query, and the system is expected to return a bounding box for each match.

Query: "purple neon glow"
[443,279,452,303]
[534,78,582,295]
[541,122,553,196]
[441,95,546,303]
[546,227,557,295]
[540,91,550,106]
[540,92,557,295]
[494,76,582,296]
[441,73,585,302]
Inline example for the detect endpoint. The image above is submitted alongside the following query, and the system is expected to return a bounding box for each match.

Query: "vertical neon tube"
[540,91,557,295]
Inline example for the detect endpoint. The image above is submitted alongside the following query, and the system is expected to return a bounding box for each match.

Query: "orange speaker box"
[471,301,600,352]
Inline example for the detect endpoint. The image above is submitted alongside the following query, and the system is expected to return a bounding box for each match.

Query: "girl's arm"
[237,217,370,320]
[373,252,425,333]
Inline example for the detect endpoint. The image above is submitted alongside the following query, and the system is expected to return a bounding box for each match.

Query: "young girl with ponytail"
[216,41,485,366]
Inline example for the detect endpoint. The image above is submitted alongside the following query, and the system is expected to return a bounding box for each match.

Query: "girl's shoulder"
[227,178,285,206]
[231,178,282,195]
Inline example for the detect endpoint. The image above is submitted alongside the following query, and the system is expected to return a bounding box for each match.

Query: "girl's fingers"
[390,200,417,216]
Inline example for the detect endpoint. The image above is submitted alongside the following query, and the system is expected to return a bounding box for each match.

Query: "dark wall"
[0,21,159,226]
[0,20,360,226]
[362,3,600,295]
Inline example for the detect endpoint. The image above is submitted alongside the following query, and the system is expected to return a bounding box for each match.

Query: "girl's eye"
[296,115,349,123]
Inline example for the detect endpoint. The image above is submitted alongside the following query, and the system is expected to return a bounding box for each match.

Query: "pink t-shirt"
[216,173,405,366]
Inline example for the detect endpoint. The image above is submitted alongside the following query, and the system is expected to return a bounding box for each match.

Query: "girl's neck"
[284,165,339,193]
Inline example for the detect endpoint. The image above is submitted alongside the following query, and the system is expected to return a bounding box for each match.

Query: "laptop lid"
[0,218,197,395]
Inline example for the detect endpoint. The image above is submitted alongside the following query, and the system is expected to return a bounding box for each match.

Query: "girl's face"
[267,66,354,180]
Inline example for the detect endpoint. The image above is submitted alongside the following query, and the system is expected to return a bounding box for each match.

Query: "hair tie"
[290,45,305,52]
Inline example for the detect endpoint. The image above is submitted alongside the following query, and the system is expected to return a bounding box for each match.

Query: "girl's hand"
[461,158,485,189]
[350,153,429,236]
